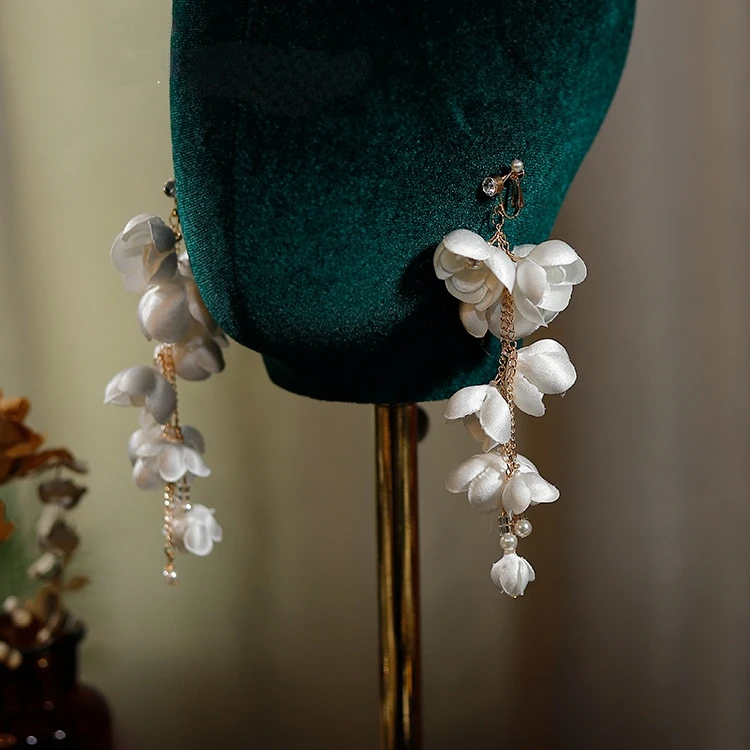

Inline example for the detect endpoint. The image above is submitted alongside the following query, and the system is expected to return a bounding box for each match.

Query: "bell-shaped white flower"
[490,552,535,597]
[128,410,163,464]
[104,365,176,424]
[131,424,209,489]
[444,384,511,449]
[173,504,223,557]
[501,468,559,515]
[111,214,177,293]
[446,453,558,515]
[137,276,217,344]
[171,327,227,381]
[128,410,207,465]
[514,339,577,417]
[445,453,546,514]
[445,452,509,513]
[488,240,586,339]
[434,230,516,334]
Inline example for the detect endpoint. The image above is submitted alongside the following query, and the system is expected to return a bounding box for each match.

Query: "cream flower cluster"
[105,211,226,560]
[435,228,585,596]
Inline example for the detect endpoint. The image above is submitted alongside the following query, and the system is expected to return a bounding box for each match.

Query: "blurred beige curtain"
[0,2,749,749]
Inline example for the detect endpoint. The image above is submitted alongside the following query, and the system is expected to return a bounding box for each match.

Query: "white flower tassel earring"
[105,179,228,582]
[437,160,585,597]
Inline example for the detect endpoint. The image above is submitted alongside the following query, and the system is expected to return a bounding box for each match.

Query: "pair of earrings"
[104,180,226,583]
[435,161,586,596]
[103,164,582,595]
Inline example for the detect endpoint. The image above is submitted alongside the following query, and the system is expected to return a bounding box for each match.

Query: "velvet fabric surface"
[170,0,635,403]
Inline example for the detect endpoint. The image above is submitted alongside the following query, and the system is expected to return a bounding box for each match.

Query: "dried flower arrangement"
[0,390,88,669]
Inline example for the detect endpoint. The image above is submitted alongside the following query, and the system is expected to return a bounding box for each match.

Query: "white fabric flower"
[131,423,209,490]
[434,229,516,336]
[104,365,176,424]
[514,339,577,417]
[111,214,177,293]
[489,240,586,339]
[137,276,217,344]
[445,452,558,515]
[490,552,535,597]
[444,384,511,450]
[173,504,223,557]
[171,328,227,381]
[501,468,559,515]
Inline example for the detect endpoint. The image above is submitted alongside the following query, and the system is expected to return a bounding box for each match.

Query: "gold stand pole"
[375,404,422,750]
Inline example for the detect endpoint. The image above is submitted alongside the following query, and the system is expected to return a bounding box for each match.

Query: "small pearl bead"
[514,519,533,538]
[511,158,524,173]
[499,532,518,552]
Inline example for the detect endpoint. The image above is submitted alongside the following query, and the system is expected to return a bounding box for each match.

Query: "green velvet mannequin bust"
[170,0,635,403]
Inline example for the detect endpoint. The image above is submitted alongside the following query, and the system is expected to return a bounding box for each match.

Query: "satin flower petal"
[540,284,573,312]
[513,373,545,417]
[490,553,535,597]
[484,248,516,293]
[515,259,547,306]
[445,454,495,493]
[441,229,492,261]
[528,239,580,267]
[516,339,577,395]
[459,304,489,338]
[157,444,187,483]
[111,215,177,293]
[137,280,194,343]
[478,388,511,445]
[467,467,505,513]
[173,504,223,557]
[444,385,492,421]
[132,459,163,490]
[104,366,176,424]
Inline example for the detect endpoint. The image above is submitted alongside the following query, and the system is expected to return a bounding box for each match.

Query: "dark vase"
[0,624,112,749]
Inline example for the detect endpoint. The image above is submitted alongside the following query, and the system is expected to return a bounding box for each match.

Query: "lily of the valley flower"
[490,552,535,597]
[489,239,586,339]
[131,422,209,490]
[514,339,577,417]
[501,469,560,515]
[444,384,511,450]
[111,214,177,293]
[104,365,176,424]
[445,452,558,515]
[173,504,223,557]
[434,229,516,331]
[137,276,217,344]
[171,329,227,381]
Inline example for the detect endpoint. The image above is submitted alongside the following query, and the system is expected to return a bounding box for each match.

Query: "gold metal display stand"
[375,404,422,750]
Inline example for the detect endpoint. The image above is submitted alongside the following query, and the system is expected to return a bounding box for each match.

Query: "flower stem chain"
[492,289,520,477]
[156,344,183,582]
[437,159,586,596]
[163,483,178,583]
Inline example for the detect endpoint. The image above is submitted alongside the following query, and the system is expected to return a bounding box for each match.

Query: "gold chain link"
[156,188,186,582]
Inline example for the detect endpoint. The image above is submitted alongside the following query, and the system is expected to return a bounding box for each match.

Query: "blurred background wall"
[0,1,749,748]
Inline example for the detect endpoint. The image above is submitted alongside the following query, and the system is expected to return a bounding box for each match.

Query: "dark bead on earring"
[163,179,177,198]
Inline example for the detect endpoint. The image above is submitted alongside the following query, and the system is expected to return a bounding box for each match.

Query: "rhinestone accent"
[482,177,498,196]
